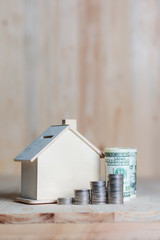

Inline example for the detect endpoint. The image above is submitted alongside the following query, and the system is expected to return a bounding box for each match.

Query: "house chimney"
[62,119,77,130]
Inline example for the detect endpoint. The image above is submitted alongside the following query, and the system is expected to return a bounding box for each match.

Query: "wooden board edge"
[1,211,160,224]
[16,197,57,205]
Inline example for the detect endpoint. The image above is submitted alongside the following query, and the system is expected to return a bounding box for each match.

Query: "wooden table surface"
[0,176,160,239]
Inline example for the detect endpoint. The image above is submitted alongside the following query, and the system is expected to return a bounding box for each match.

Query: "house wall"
[37,130,100,200]
[21,159,37,199]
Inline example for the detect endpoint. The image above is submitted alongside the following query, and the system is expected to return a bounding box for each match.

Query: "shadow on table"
[0,192,20,200]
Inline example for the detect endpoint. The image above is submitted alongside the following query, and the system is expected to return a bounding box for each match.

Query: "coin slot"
[42,135,54,139]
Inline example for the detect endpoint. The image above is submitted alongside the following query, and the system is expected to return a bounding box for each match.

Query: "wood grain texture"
[0,176,160,224]
[131,0,160,177]
[0,0,160,177]
[0,223,160,240]
[1,222,160,240]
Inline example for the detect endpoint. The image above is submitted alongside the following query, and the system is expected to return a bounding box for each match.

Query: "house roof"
[14,125,104,162]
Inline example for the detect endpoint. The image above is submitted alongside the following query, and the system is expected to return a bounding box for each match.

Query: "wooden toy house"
[14,119,104,203]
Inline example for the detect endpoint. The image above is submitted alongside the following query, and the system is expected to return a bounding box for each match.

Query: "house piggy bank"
[14,119,104,204]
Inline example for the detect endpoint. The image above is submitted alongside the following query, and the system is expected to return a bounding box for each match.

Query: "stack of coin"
[107,180,110,203]
[105,148,130,201]
[108,174,123,204]
[57,197,73,205]
[74,189,90,205]
[90,181,107,204]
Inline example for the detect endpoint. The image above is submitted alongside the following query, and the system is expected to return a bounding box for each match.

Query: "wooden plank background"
[0,0,160,177]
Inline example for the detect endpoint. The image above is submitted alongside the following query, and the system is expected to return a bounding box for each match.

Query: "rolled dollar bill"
[129,148,137,198]
[104,148,130,201]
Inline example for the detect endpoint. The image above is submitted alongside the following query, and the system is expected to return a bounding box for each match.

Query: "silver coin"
[108,184,123,187]
[90,181,106,185]
[109,192,123,195]
[57,197,73,205]
[109,184,123,188]
[75,202,90,205]
[109,201,123,204]
[108,190,123,193]
[108,196,123,199]
[108,180,123,183]
[91,190,107,193]
[90,182,106,188]
[74,189,90,193]
[108,194,123,197]
[91,201,107,205]
[108,174,123,178]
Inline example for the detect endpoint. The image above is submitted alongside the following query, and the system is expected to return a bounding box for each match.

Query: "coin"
[57,197,73,205]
